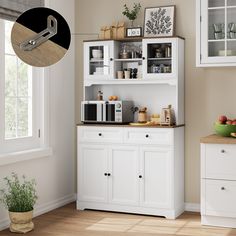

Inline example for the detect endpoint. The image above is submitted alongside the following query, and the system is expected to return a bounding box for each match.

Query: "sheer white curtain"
[0,0,44,21]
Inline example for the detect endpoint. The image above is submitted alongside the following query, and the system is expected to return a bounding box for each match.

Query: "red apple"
[219,115,227,124]
[226,120,233,125]
[232,121,236,125]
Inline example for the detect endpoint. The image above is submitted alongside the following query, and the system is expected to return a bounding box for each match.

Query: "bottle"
[97,91,103,101]
[138,107,148,123]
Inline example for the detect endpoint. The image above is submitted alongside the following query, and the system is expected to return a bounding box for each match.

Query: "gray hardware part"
[20,15,57,51]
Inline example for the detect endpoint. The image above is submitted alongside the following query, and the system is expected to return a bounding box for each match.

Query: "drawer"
[205,144,236,180]
[78,127,123,143]
[204,179,236,218]
[124,128,173,145]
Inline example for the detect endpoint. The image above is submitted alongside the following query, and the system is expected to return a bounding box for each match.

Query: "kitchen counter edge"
[77,123,185,129]
[200,134,236,144]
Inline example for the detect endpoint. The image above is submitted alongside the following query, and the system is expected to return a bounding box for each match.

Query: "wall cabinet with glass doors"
[197,0,236,66]
[84,37,184,85]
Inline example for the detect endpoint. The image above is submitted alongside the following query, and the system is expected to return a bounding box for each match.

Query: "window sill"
[0,148,53,166]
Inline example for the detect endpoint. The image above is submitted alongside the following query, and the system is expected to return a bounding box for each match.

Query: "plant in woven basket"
[122,3,141,27]
[0,173,38,233]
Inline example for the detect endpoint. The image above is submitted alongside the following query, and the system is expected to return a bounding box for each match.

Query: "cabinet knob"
[221,150,225,153]
[146,134,149,138]
[142,57,145,60]
[98,133,102,136]
[110,58,113,61]
[108,173,111,176]
[139,175,142,179]
[221,187,225,190]
[104,173,108,176]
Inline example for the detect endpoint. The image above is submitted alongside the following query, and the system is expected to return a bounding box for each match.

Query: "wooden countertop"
[200,134,236,144]
[77,123,185,129]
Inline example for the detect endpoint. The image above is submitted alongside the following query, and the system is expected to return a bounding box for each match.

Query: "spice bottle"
[97,91,103,101]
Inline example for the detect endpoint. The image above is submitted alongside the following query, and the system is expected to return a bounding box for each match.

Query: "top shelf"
[83,36,185,43]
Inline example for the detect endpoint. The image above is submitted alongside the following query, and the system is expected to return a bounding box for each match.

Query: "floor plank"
[0,203,236,236]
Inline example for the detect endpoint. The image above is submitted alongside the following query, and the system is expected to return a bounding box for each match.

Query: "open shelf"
[148,58,172,61]
[84,78,177,86]
[114,58,143,62]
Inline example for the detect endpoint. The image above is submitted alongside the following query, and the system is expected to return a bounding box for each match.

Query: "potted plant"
[122,3,141,27]
[0,173,38,234]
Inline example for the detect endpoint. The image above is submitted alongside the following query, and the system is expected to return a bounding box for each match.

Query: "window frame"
[0,19,47,155]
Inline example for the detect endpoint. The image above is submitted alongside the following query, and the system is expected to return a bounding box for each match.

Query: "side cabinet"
[77,126,184,219]
[201,136,236,228]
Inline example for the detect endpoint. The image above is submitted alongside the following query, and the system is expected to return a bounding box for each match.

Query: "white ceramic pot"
[9,210,34,233]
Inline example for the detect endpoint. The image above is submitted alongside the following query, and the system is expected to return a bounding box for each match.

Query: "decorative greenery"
[122,3,141,21]
[0,173,38,212]
[145,8,172,35]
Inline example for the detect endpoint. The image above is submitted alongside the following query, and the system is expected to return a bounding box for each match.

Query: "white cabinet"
[77,126,184,219]
[140,147,172,209]
[196,0,236,67]
[109,146,139,206]
[201,135,236,228]
[78,145,108,203]
[84,41,114,80]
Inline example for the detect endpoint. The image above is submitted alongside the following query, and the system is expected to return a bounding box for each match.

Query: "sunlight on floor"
[86,217,231,236]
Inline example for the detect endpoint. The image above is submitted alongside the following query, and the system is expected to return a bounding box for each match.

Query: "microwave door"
[106,104,115,122]
[84,104,97,121]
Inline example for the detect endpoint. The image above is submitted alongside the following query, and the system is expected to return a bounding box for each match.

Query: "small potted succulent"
[122,2,141,27]
[0,173,38,234]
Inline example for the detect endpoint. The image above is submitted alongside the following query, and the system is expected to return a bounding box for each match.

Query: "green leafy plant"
[122,3,141,21]
[0,173,38,212]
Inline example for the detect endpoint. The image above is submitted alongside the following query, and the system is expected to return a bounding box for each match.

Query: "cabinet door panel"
[140,147,172,209]
[108,146,139,205]
[84,41,114,80]
[142,38,177,79]
[78,145,108,202]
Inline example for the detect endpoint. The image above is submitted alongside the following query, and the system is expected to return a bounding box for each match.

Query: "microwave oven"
[81,101,134,123]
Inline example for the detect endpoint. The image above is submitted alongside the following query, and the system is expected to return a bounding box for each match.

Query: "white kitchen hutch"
[77,36,185,219]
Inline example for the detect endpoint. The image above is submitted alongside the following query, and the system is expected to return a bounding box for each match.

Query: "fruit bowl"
[214,123,236,137]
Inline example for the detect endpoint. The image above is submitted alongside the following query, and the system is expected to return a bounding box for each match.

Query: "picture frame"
[144,5,175,37]
[126,27,142,38]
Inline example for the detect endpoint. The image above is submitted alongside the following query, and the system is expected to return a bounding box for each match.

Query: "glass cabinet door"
[142,39,176,79]
[201,0,236,64]
[84,41,114,79]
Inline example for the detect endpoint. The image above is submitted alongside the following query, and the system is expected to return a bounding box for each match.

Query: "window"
[0,19,44,154]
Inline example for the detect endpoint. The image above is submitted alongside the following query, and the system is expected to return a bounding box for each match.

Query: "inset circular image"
[11,7,71,67]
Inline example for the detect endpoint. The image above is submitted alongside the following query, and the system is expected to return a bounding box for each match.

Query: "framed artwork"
[126,27,142,37]
[144,6,175,37]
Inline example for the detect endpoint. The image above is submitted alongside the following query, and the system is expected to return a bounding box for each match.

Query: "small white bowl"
[92,49,103,59]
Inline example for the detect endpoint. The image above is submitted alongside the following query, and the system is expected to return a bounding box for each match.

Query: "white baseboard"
[0,199,200,231]
[184,203,200,213]
[0,193,76,231]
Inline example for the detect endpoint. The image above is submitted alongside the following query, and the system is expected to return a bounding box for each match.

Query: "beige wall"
[75,0,236,204]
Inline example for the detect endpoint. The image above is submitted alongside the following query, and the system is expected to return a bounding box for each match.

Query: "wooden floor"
[1,203,236,236]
